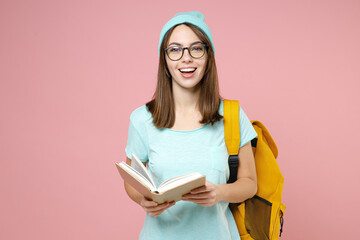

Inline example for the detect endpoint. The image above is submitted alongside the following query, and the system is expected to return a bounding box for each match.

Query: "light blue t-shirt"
[125,99,257,240]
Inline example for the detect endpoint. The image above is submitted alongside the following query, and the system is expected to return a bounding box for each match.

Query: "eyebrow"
[168,41,203,47]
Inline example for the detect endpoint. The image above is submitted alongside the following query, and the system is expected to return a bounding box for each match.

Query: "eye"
[169,47,181,52]
[191,45,204,51]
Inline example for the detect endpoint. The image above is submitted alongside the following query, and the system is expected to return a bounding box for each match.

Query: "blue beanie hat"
[158,11,215,56]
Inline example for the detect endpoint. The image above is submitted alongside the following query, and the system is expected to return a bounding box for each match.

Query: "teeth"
[180,68,196,73]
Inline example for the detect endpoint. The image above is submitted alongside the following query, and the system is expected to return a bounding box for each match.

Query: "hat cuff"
[158,14,215,56]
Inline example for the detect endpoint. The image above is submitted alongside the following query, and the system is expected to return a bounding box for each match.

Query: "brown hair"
[146,23,223,129]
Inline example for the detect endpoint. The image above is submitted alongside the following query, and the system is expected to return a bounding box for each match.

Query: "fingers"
[190,181,215,194]
[140,198,158,208]
[140,198,175,217]
[182,181,218,207]
[147,202,175,217]
[183,181,216,199]
[189,185,207,194]
[182,192,217,206]
[183,199,215,207]
[182,191,215,199]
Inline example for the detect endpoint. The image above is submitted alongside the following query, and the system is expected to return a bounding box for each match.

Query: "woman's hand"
[140,198,175,217]
[181,181,220,207]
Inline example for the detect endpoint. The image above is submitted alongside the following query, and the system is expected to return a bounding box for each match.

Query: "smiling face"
[165,24,208,91]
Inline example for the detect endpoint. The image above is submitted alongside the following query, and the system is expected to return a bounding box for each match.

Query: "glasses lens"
[190,44,205,58]
[167,46,182,60]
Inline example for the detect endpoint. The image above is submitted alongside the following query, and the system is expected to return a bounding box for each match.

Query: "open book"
[115,153,206,204]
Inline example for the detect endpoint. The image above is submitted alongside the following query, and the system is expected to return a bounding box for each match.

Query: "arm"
[124,157,175,216]
[182,141,257,206]
[218,141,257,202]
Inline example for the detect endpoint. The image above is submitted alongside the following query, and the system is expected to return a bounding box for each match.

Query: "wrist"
[216,184,227,203]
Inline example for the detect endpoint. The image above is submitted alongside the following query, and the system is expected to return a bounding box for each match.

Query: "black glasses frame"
[165,43,208,61]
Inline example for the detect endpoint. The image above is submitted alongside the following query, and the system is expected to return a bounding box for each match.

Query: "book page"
[157,172,203,193]
[131,153,156,189]
[118,162,157,192]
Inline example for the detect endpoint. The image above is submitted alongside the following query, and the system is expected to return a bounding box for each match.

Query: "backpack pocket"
[237,233,254,240]
[269,201,286,240]
[241,197,286,240]
[244,195,272,239]
[230,195,272,240]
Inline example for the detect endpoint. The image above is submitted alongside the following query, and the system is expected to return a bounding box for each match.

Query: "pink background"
[1,0,359,239]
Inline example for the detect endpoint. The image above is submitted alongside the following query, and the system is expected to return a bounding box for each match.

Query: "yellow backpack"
[223,99,286,240]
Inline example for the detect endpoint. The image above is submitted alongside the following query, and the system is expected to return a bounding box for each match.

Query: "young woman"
[124,11,258,240]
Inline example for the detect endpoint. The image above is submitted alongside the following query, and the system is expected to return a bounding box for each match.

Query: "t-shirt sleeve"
[125,112,149,162]
[239,107,258,148]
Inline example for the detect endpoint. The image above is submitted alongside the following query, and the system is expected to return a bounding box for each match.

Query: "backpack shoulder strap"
[224,99,240,183]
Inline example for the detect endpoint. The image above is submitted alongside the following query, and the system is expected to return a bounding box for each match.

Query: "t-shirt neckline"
[164,123,210,133]
[160,100,223,133]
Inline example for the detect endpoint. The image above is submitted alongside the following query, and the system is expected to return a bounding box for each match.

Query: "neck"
[172,83,201,112]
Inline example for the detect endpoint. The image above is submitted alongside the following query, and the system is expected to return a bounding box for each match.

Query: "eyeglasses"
[165,43,208,61]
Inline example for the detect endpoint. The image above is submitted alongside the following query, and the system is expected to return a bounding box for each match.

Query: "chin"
[180,81,202,90]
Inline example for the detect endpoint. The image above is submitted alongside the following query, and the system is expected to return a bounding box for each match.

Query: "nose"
[182,48,193,62]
